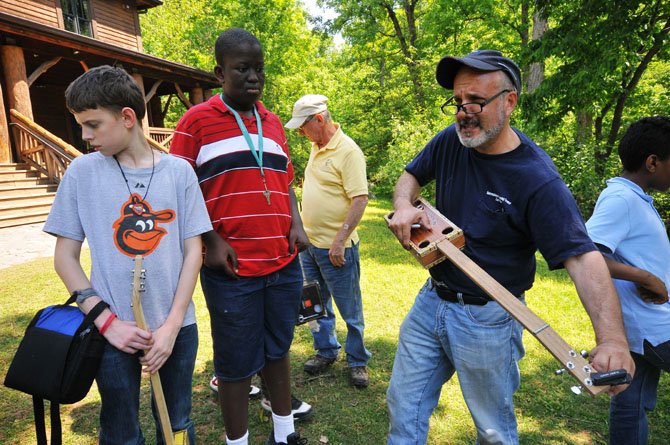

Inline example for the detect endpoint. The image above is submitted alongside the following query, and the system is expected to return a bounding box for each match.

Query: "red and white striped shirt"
[171,95,297,276]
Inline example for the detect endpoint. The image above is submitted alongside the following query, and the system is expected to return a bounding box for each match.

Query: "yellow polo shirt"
[301,124,368,248]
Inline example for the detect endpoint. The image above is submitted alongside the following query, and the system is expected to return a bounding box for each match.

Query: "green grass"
[1,198,669,444]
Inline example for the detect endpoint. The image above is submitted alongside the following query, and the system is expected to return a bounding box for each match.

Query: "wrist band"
[99,313,117,335]
[73,287,97,305]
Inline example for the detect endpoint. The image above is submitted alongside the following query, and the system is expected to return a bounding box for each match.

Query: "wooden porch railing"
[9,110,170,184]
[149,127,174,150]
[9,109,82,184]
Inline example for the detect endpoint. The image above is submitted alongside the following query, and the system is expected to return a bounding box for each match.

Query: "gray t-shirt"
[44,152,212,330]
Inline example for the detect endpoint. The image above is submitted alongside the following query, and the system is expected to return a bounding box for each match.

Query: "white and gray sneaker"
[260,395,313,421]
[209,375,262,398]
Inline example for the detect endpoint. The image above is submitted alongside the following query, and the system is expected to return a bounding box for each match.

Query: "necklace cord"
[114,148,155,202]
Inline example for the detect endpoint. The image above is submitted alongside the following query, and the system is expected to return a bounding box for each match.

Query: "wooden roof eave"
[0,11,219,91]
[135,0,163,11]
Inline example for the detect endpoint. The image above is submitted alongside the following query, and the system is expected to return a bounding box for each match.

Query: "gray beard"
[456,105,506,149]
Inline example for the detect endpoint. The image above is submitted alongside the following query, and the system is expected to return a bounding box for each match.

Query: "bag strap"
[66,299,110,337]
[63,291,109,326]
[31,396,63,445]
[50,402,62,445]
[82,300,109,327]
[64,292,77,306]
[32,395,47,445]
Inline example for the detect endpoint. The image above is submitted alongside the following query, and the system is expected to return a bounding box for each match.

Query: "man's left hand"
[589,341,636,396]
[329,241,346,267]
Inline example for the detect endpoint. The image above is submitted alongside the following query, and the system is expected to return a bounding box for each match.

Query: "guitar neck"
[131,255,149,331]
[435,239,607,396]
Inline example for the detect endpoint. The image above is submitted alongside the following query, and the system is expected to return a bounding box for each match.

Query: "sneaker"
[350,366,369,388]
[303,355,336,375]
[260,395,313,421]
[266,430,307,445]
[208,375,261,398]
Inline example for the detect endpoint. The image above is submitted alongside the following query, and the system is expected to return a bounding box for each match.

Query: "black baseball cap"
[435,49,522,93]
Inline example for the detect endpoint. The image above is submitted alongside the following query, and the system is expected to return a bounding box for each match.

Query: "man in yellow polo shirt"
[285,94,371,387]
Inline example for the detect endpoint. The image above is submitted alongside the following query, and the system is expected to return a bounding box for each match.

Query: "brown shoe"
[350,366,369,388]
[303,355,336,375]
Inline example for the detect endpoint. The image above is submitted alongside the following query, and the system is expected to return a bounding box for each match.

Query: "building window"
[61,0,93,37]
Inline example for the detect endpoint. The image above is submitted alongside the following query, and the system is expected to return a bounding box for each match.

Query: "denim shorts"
[201,255,302,381]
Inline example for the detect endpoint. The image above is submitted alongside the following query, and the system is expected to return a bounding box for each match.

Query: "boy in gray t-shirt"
[43,66,211,444]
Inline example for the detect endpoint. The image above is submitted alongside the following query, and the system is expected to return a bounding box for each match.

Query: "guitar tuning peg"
[580,350,589,358]
[555,368,584,395]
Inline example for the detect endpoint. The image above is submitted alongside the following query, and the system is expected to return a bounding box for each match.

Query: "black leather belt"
[432,280,491,306]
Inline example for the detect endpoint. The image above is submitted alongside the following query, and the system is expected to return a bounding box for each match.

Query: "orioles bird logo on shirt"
[113,194,175,257]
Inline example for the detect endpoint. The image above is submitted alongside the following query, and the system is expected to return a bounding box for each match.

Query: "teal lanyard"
[221,94,264,176]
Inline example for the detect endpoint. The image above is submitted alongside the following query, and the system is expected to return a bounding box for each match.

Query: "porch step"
[0,193,56,211]
[0,163,30,172]
[0,209,52,229]
[0,163,57,228]
[0,184,58,198]
[0,176,52,189]
[0,169,40,181]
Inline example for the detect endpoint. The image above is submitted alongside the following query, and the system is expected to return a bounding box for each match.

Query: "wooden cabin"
[0,0,219,228]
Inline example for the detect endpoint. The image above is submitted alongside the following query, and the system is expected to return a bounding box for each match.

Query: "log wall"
[0,0,60,28]
[91,0,141,51]
[0,0,142,51]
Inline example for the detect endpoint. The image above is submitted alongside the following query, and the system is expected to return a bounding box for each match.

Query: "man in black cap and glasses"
[386,50,634,444]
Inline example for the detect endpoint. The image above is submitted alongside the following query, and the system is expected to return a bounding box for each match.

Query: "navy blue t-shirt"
[406,124,595,297]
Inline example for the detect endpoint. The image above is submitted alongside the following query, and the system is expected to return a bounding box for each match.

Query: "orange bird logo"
[113,194,175,257]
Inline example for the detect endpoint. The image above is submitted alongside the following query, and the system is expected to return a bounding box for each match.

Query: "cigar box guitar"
[384,197,628,396]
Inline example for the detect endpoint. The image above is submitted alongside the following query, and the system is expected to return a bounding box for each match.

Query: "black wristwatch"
[72,287,98,305]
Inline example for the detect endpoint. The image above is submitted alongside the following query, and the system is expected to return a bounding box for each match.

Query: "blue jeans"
[96,324,198,445]
[300,242,371,367]
[609,351,662,444]
[387,280,524,445]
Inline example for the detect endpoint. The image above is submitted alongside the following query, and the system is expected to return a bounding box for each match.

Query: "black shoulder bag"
[4,294,108,444]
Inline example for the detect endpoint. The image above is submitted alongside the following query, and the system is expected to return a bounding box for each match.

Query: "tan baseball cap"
[285,94,329,129]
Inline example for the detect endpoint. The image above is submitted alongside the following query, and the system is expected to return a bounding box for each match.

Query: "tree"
[529,0,670,176]
[324,0,428,107]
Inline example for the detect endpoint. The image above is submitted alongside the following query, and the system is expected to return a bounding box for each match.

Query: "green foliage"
[525,0,670,171]
[536,115,621,218]
[140,0,670,223]
[141,0,325,128]
[371,108,443,196]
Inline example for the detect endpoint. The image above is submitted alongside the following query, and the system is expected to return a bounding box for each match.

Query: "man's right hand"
[203,231,239,278]
[105,319,153,355]
[388,201,432,250]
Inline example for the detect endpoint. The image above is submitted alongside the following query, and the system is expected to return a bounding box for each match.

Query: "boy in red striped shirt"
[170,28,309,445]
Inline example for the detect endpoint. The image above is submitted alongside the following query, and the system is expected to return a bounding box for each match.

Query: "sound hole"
[442,227,453,235]
[418,240,430,248]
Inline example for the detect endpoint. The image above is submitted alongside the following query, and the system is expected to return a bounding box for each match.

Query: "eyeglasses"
[440,89,512,116]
